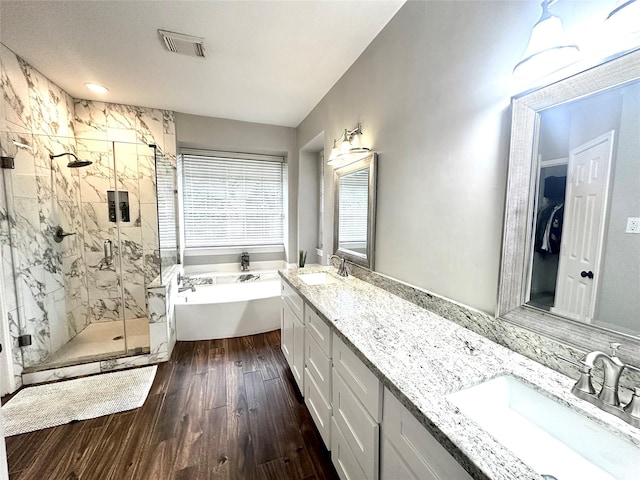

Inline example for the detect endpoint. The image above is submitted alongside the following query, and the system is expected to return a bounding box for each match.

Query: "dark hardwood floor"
[5,330,339,480]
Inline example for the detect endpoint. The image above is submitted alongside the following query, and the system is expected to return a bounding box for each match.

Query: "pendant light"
[513,0,580,79]
[605,0,640,40]
[339,129,352,155]
[327,139,341,165]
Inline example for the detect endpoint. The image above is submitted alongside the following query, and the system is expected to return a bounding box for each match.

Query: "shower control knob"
[580,270,594,279]
[53,226,76,243]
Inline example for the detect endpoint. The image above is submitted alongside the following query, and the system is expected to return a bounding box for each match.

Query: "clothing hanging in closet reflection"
[535,203,564,255]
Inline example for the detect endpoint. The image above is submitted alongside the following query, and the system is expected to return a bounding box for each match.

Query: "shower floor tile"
[45,318,150,365]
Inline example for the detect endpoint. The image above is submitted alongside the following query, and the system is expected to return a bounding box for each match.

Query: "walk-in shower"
[0,134,167,373]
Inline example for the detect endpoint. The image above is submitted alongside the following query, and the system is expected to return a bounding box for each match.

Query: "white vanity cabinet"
[281,281,305,393]
[381,387,473,480]
[331,332,383,480]
[303,306,333,448]
[281,278,474,480]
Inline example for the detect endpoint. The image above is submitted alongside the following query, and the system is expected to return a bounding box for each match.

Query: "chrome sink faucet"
[329,255,348,277]
[583,344,625,406]
[560,343,640,428]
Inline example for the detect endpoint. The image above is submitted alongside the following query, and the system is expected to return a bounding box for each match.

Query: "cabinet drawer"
[333,368,379,480]
[304,367,332,449]
[331,418,368,480]
[305,305,332,357]
[382,388,472,480]
[281,280,303,319]
[305,330,332,401]
[333,333,382,422]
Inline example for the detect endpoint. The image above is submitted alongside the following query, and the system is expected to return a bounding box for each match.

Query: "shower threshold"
[23,318,151,374]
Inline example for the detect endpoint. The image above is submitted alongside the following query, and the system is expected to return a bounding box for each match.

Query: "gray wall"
[297,0,542,314]
[175,113,298,263]
[175,1,616,316]
[596,83,640,333]
[298,150,321,265]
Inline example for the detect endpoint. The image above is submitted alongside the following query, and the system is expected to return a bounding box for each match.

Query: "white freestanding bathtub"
[175,277,281,340]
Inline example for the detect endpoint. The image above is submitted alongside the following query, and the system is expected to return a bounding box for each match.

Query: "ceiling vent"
[158,29,207,58]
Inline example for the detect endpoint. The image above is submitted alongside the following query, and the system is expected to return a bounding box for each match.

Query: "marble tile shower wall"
[73,101,176,324]
[0,43,176,387]
[0,44,83,383]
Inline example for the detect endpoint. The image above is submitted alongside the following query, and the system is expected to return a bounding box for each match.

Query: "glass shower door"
[1,134,151,371]
[75,138,128,361]
[111,141,153,357]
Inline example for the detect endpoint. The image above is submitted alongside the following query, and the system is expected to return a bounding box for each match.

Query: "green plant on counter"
[299,250,307,268]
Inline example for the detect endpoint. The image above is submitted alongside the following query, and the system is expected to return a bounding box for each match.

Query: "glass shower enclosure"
[1,133,157,371]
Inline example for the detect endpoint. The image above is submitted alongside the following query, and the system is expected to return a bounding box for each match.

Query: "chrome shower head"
[49,152,93,168]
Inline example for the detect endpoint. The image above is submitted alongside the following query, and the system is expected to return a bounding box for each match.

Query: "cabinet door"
[305,367,332,449]
[291,314,305,393]
[381,435,424,480]
[382,388,472,480]
[332,418,368,480]
[332,368,379,480]
[281,298,294,369]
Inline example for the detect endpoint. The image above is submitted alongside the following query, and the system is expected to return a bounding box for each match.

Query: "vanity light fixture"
[327,123,370,165]
[513,0,580,79]
[85,83,108,94]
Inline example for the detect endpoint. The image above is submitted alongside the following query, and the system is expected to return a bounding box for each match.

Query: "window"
[181,151,285,249]
[338,168,368,245]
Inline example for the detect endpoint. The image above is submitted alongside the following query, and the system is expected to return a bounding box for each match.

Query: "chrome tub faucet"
[241,251,250,271]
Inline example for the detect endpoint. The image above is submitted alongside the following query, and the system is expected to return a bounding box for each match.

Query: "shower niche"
[108,190,130,222]
[0,134,160,373]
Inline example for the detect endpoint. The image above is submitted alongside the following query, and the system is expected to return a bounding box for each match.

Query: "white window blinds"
[338,169,369,243]
[182,152,285,248]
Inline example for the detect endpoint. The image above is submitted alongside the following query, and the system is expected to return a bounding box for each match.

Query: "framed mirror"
[498,48,640,365]
[333,153,377,269]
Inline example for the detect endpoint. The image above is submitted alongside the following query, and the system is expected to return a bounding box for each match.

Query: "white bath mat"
[1,365,157,436]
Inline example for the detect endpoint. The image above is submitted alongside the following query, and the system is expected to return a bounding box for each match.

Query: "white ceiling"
[0,0,405,127]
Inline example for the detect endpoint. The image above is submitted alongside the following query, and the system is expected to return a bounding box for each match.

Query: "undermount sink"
[447,375,640,480]
[297,272,340,286]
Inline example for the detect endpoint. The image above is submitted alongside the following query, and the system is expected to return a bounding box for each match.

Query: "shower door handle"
[104,239,113,266]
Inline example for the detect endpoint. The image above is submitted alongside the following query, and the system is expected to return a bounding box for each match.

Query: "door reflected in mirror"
[526,80,640,336]
[499,48,640,365]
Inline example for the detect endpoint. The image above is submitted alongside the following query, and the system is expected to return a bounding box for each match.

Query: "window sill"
[184,245,285,257]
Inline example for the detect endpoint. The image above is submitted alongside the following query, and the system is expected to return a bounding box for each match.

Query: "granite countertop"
[279,265,640,480]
